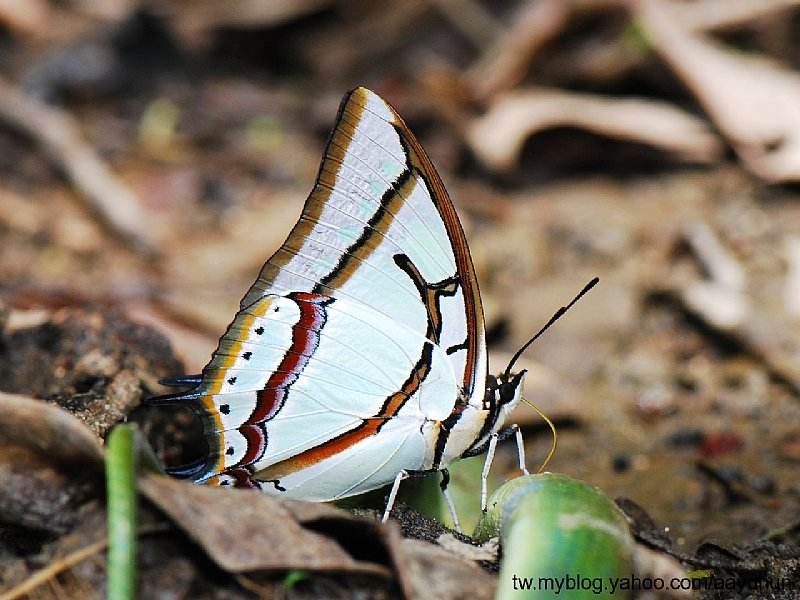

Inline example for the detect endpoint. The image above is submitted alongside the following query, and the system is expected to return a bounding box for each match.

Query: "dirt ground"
[2,2,800,599]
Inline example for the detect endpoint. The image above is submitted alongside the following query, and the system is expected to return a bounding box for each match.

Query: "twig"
[0,74,158,257]
[0,525,165,600]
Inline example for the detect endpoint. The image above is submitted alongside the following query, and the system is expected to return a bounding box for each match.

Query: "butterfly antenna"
[521,396,558,473]
[503,277,599,380]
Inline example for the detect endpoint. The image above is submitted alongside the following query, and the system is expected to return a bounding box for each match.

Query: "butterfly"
[150,87,595,528]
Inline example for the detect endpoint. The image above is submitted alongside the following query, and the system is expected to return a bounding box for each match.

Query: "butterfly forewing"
[173,88,487,499]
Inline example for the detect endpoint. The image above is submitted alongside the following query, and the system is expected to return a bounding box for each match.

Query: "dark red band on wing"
[249,293,330,425]
[230,293,333,471]
[238,423,269,466]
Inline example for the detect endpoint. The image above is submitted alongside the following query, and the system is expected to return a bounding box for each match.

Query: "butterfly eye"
[499,381,516,404]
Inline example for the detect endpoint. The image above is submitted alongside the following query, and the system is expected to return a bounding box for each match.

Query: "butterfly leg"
[382,468,462,531]
[382,469,408,523]
[481,433,499,511]
[438,469,462,533]
[460,425,520,458]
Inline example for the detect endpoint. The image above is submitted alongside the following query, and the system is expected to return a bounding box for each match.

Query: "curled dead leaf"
[467,88,721,172]
[0,392,104,534]
[637,0,800,182]
[0,391,104,467]
[138,473,396,577]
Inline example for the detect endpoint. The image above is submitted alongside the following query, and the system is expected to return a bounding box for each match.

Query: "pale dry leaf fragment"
[683,222,746,291]
[0,393,103,533]
[632,543,692,598]
[0,391,104,467]
[466,88,721,172]
[680,221,750,330]
[682,281,749,330]
[636,0,800,182]
[785,236,800,319]
[672,0,800,32]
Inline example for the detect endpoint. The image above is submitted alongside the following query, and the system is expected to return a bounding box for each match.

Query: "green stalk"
[475,473,634,600]
[106,424,138,600]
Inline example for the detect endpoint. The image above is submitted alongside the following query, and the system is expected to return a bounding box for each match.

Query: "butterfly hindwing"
[164,88,488,499]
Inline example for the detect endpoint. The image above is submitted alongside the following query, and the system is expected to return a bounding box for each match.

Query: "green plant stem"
[106,425,137,600]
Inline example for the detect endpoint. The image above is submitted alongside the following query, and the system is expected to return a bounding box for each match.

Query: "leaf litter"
[2,1,800,598]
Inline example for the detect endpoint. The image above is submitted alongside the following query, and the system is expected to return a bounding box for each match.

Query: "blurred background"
[1,0,800,583]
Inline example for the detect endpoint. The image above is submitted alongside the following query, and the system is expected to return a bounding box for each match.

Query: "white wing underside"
[176,88,487,499]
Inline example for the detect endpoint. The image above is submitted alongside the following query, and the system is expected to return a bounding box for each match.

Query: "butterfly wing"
[157,88,487,498]
[242,88,486,394]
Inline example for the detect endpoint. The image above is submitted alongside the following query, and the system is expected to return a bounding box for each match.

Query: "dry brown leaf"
[401,539,496,600]
[0,392,104,534]
[0,391,104,467]
[637,0,800,182]
[466,88,721,172]
[139,473,394,577]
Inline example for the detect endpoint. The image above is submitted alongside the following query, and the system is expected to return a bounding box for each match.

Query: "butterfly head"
[497,369,526,408]
[485,369,526,421]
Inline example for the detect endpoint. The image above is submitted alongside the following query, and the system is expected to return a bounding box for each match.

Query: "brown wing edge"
[357,88,487,398]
